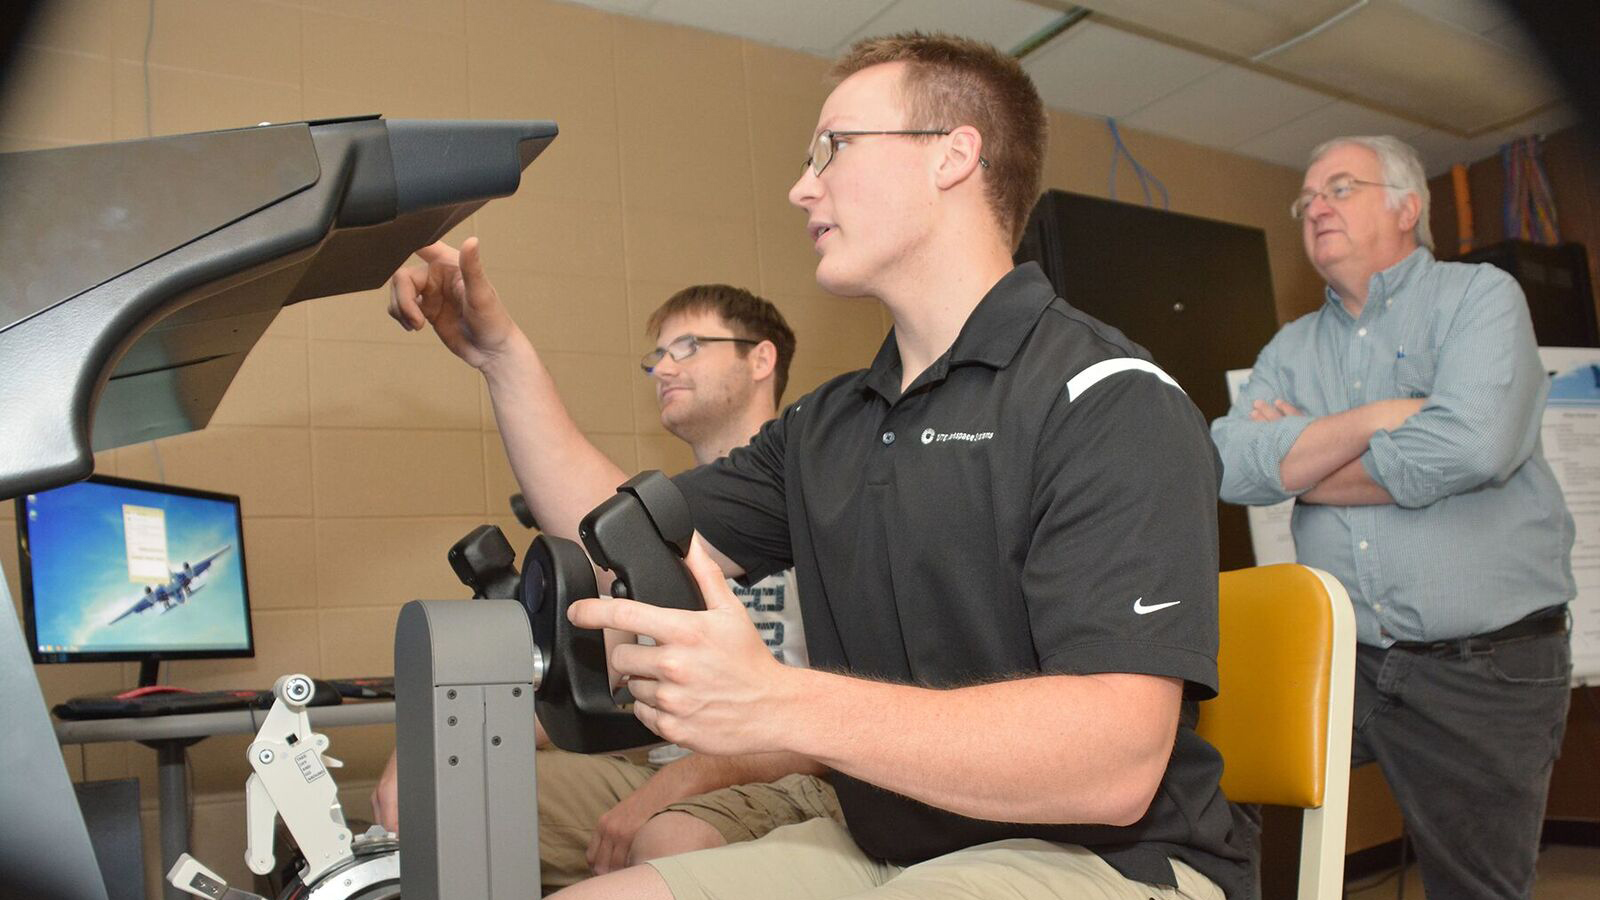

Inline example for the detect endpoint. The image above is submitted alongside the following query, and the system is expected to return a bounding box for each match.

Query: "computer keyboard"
[54,679,351,720]
[54,689,267,720]
[326,676,394,699]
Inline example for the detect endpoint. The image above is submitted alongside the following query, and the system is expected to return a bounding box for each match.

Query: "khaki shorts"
[536,748,841,891]
[649,817,1226,900]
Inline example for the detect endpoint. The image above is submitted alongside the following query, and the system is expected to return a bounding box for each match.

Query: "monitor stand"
[128,658,204,900]
[144,740,202,900]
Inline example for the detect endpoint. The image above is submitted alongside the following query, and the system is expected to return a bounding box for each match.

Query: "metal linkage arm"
[243,674,352,884]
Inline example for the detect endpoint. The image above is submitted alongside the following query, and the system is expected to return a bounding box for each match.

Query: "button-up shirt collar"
[1323,246,1432,322]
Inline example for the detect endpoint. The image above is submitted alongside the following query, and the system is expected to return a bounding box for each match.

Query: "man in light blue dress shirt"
[1212,135,1575,899]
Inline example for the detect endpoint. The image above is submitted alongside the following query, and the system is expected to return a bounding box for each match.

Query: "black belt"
[1389,605,1568,656]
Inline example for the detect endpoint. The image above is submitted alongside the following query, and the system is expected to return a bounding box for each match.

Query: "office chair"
[1199,564,1357,900]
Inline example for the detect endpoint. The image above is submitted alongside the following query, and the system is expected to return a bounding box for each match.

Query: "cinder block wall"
[0,1,1321,895]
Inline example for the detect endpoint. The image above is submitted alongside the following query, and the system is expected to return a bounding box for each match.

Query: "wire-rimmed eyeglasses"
[640,334,759,374]
[804,129,991,177]
[1291,174,1402,220]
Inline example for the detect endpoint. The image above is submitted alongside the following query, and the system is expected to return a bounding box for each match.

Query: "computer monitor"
[17,475,253,686]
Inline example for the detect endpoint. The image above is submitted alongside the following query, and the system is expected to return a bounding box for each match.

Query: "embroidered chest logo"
[920,427,995,445]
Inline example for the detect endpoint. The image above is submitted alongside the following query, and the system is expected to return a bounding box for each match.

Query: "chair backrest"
[1198,564,1356,900]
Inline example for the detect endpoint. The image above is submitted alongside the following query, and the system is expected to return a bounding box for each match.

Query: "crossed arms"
[1214,272,1546,509]
[1248,396,1422,505]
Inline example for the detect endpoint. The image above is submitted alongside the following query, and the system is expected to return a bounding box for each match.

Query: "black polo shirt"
[674,263,1248,897]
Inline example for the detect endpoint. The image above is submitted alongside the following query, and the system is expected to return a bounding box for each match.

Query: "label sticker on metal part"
[295,749,327,782]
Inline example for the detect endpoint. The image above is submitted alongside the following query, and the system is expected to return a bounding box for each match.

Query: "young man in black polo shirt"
[546,34,1250,900]
[387,31,1246,900]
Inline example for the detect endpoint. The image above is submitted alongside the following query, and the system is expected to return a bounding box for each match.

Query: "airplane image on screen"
[108,544,233,625]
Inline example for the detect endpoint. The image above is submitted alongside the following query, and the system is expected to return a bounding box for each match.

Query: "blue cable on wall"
[1107,117,1169,210]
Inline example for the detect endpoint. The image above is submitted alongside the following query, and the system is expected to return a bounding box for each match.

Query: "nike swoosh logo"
[1133,597,1181,615]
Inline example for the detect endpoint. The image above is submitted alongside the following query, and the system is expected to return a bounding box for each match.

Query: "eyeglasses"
[1291,175,1402,219]
[803,129,991,177]
[640,334,759,374]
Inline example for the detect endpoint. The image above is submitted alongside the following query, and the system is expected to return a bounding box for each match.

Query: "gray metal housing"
[395,599,542,900]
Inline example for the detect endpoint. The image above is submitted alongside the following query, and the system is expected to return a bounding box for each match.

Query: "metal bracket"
[243,674,352,884]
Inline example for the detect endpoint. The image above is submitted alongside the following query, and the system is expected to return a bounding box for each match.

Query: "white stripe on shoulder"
[1066,358,1184,402]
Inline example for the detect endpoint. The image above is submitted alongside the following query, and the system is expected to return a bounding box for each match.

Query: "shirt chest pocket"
[1394,349,1436,397]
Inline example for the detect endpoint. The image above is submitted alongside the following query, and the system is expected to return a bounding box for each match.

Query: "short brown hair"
[647,285,797,406]
[831,32,1047,249]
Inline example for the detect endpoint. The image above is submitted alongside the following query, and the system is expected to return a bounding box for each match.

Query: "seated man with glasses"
[1212,134,1574,900]
[373,274,843,890]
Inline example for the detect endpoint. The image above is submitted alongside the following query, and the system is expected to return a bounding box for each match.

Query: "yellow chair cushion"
[1197,564,1334,808]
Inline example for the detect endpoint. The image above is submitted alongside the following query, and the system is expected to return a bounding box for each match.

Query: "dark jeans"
[1351,628,1571,899]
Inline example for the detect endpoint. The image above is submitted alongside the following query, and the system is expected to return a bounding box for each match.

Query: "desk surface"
[54,700,395,744]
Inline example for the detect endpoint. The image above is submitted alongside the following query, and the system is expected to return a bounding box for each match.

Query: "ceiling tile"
[1402,127,1508,176]
[1262,2,1558,134]
[1403,127,1489,176]
[1506,103,1579,138]
[832,0,1064,58]
[1438,130,1522,171]
[1122,64,1336,150]
[1022,20,1224,119]
[646,0,898,55]
[1393,0,1517,35]
[1478,17,1544,60]
[1072,0,1357,59]
[1233,99,1429,171]
[1332,100,1575,177]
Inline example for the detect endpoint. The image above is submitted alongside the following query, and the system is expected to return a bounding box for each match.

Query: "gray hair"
[1308,135,1433,251]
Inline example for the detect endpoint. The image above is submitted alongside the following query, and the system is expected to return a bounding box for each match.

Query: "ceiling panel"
[1022,20,1224,119]
[1333,102,1574,176]
[1478,17,1541,57]
[1404,127,1503,175]
[549,0,1579,179]
[645,0,898,55]
[1071,0,1356,58]
[1393,0,1517,35]
[833,0,1064,58]
[1123,63,1336,150]
[1233,99,1427,170]
[1261,2,1559,134]
[1508,103,1579,140]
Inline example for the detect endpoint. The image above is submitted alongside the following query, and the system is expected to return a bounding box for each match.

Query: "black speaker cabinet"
[1017,190,1282,571]
[1459,240,1598,347]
